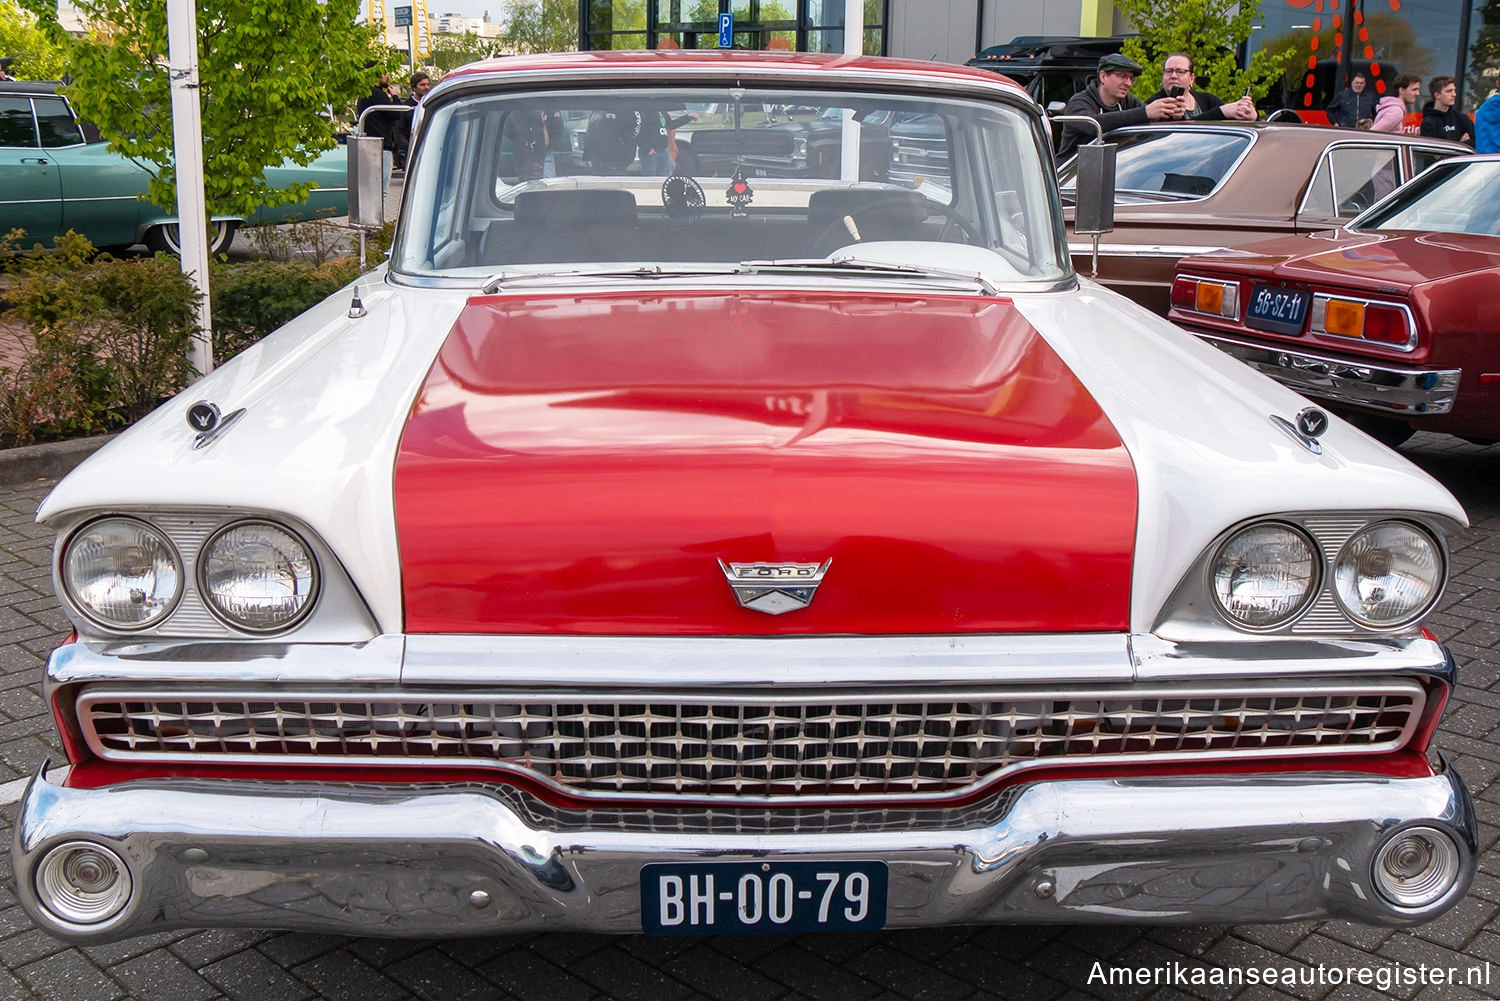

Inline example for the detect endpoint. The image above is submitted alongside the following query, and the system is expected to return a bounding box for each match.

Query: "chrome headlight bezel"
[60,516,184,632]
[1207,521,1322,632]
[196,519,322,634]
[1155,511,1455,641]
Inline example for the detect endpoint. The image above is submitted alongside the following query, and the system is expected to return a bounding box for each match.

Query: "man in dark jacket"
[1057,53,1185,159]
[1325,72,1376,128]
[356,71,404,187]
[1420,76,1474,146]
[1144,53,1257,121]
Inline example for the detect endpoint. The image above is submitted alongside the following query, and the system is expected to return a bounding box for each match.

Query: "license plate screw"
[1033,879,1055,900]
[470,889,492,909]
[761,863,771,872]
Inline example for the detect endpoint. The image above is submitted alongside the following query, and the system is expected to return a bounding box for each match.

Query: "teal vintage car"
[0,81,348,255]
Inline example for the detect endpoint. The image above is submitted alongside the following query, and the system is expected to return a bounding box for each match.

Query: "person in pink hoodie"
[1372,74,1421,133]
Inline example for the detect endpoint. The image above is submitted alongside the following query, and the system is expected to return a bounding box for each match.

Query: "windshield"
[1058,128,1252,199]
[395,84,1068,283]
[1354,159,1500,237]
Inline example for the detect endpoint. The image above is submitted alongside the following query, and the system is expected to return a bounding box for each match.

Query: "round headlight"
[1210,523,1319,629]
[62,518,182,629]
[1333,521,1442,628]
[199,521,318,632]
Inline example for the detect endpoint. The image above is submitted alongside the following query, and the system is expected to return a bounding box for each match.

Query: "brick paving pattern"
[0,432,1496,1000]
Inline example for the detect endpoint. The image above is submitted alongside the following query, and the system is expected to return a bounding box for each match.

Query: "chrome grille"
[77,682,1424,801]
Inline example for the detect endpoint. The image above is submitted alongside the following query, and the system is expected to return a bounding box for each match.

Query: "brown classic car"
[1168,154,1500,448]
[1057,122,1469,314]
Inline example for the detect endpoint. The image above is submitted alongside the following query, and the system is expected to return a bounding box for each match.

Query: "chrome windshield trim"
[1057,124,1259,201]
[389,270,1078,296]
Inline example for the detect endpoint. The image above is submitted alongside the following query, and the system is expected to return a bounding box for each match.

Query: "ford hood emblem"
[719,559,832,615]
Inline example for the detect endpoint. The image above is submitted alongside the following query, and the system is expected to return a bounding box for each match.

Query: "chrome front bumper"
[14,762,1476,941]
[1194,331,1460,416]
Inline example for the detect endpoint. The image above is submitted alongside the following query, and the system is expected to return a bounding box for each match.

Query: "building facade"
[572,0,1497,113]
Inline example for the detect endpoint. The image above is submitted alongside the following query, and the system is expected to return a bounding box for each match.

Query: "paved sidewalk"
[0,434,1496,1001]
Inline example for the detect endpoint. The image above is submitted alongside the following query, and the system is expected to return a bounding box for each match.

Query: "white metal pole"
[166,0,214,376]
[839,0,864,183]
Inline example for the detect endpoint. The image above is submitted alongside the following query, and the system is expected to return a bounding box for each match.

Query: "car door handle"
[20,157,51,165]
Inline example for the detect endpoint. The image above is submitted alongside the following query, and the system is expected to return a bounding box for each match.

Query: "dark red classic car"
[1169,155,1500,447]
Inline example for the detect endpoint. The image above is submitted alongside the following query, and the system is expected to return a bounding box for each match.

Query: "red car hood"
[1190,230,1500,292]
[394,291,1136,634]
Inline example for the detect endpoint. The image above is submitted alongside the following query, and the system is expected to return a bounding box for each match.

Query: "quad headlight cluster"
[1210,520,1443,631]
[62,517,318,634]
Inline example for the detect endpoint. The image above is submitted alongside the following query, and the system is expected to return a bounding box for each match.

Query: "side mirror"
[1072,141,1116,235]
[347,133,386,229]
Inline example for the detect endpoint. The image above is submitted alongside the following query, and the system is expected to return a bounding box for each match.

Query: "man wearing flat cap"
[1057,53,1184,159]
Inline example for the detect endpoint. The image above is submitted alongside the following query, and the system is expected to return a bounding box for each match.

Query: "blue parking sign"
[393,5,412,25]
[717,12,733,48]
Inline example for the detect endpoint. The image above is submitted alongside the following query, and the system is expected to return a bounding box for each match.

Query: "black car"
[966,35,1134,111]
[676,107,894,180]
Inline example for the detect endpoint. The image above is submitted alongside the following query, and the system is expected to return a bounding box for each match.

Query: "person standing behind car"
[1145,53,1257,121]
[1372,74,1421,133]
[1325,71,1375,128]
[1421,76,1474,146]
[395,72,431,170]
[1057,53,1185,160]
[356,70,403,189]
[637,106,698,176]
[1476,78,1500,154]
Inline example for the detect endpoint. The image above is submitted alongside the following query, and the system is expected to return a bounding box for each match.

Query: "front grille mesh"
[78,683,1423,799]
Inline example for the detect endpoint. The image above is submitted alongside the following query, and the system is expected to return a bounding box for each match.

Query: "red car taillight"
[1311,294,1417,351]
[1170,275,1238,318]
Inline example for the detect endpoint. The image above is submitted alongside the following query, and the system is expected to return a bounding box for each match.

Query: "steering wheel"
[814,205,982,256]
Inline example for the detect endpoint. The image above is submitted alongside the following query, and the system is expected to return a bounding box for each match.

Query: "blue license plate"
[1246,285,1311,335]
[641,860,888,935]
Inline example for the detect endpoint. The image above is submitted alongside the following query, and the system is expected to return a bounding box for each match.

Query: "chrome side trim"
[404,632,1134,687]
[46,630,1457,693]
[1067,242,1221,258]
[46,635,406,691]
[1194,331,1460,415]
[13,763,1476,940]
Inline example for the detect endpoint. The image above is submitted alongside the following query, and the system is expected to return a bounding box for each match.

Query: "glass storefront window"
[1247,0,1471,116]
[584,1,884,55]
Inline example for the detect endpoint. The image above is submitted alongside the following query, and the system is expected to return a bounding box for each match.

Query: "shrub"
[210,258,363,362]
[0,231,198,446]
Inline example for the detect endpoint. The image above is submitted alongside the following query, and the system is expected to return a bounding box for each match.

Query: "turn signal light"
[1169,276,1238,318]
[1312,294,1416,350]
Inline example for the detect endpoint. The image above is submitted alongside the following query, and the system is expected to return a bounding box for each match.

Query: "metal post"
[839,0,863,182]
[165,0,213,377]
[408,23,416,80]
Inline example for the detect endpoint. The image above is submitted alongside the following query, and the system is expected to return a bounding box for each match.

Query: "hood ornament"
[719,559,832,615]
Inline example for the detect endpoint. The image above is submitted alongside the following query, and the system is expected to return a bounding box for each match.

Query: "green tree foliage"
[19,0,384,219]
[427,30,505,74]
[502,0,579,53]
[0,0,74,79]
[1112,0,1296,103]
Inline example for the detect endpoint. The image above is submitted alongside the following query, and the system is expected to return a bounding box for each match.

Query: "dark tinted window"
[34,97,84,147]
[0,97,37,147]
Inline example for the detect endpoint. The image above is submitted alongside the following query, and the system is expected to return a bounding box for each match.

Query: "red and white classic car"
[1168,154,1500,448]
[14,52,1478,942]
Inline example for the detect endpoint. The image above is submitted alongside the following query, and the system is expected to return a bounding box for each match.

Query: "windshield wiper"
[739,256,998,295]
[481,264,741,294]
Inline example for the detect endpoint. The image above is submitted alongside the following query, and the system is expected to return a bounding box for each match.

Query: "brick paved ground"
[0,433,1496,1001]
